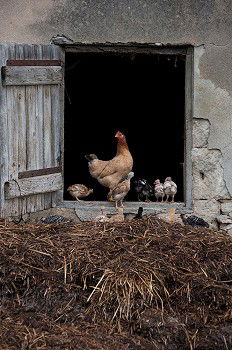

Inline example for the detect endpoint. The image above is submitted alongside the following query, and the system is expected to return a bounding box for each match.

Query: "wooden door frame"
[60,43,194,216]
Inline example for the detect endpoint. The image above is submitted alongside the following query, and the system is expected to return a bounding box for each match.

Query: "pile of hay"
[0,218,232,349]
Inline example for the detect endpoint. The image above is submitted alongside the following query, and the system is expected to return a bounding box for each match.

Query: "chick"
[154,179,164,202]
[108,207,124,222]
[67,184,93,202]
[94,207,110,222]
[108,172,134,208]
[163,177,177,203]
[134,179,153,202]
[180,214,209,228]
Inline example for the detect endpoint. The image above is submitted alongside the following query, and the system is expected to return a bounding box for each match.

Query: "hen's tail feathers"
[85,154,97,161]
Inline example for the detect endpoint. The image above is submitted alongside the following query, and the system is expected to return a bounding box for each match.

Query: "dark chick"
[133,207,143,219]
[134,179,153,202]
[180,214,209,228]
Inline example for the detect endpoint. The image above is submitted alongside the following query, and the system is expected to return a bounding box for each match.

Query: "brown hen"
[85,131,133,190]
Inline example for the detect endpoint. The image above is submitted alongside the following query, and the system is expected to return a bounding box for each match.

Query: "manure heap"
[0,218,232,350]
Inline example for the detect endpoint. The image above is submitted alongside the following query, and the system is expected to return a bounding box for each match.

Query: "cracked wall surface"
[193,46,232,229]
[1,0,232,227]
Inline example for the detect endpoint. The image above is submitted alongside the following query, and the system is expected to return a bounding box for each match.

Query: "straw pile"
[0,217,232,349]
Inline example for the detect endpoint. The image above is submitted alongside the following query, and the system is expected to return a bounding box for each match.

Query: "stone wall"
[192,46,232,231]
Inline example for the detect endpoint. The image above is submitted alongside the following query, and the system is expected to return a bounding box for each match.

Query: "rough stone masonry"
[193,46,232,232]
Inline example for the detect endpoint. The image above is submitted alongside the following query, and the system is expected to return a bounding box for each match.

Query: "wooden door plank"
[23,44,40,213]
[0,45,9,217]
[43,85,53,209]
[16,43,27,215]
[5,45,20,216]
[16,86,27,215]
[5,173,63,199]
[6,87,19,216]
[34,45,45,211]
[51,44,65,207]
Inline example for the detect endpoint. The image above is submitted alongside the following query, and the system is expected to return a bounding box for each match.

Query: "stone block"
[226,229,232,236]
[193,199,220,227]
[216,215,232,224]
[192,148,230,200]
[192,119,210,148]
[220,200,232,214]
[220,223,232,231]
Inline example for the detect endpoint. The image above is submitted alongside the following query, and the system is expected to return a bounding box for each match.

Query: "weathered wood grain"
[7,59,62,66]
[15,44,27,215]
[0,44,64,217]
[51,45,65,207]
[19,167,61,179]
[5,173,63,199]
[0,45,9,217]
[3,66,63,86]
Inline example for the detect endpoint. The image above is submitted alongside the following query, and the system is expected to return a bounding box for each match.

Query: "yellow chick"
[109,207,124,223]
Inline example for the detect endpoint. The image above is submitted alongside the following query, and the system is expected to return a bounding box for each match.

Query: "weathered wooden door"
[0,44,64,218]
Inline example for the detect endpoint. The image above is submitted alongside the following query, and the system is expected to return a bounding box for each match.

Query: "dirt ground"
[0,217,232,349]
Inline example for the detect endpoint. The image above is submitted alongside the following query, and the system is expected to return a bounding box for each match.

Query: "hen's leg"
[171,195,175,203]
[166,195,169,203]
[75,196,82,202]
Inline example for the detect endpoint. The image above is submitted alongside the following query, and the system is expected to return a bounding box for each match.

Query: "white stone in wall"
[192,148,230,200]
[216,215,232,224]
[220,223,232,232]
[192,119,210,148]
[193,199,220,227]
[220,200,232,215]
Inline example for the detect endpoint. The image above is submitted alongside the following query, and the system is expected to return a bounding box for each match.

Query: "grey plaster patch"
[0,0,224,45]
[192,118,210,147]
[194,46,232,196]
[192,148,230,200]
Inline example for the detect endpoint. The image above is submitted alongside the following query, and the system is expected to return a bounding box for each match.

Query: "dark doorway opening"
[64,49,185,202]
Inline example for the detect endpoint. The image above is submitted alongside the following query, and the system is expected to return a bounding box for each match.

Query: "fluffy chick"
[108,207,124,222]
[108,172,134,208]
[94,207,110,222]
[163,177,177,203]
[154,179,164,202]
[67,184,93,202]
